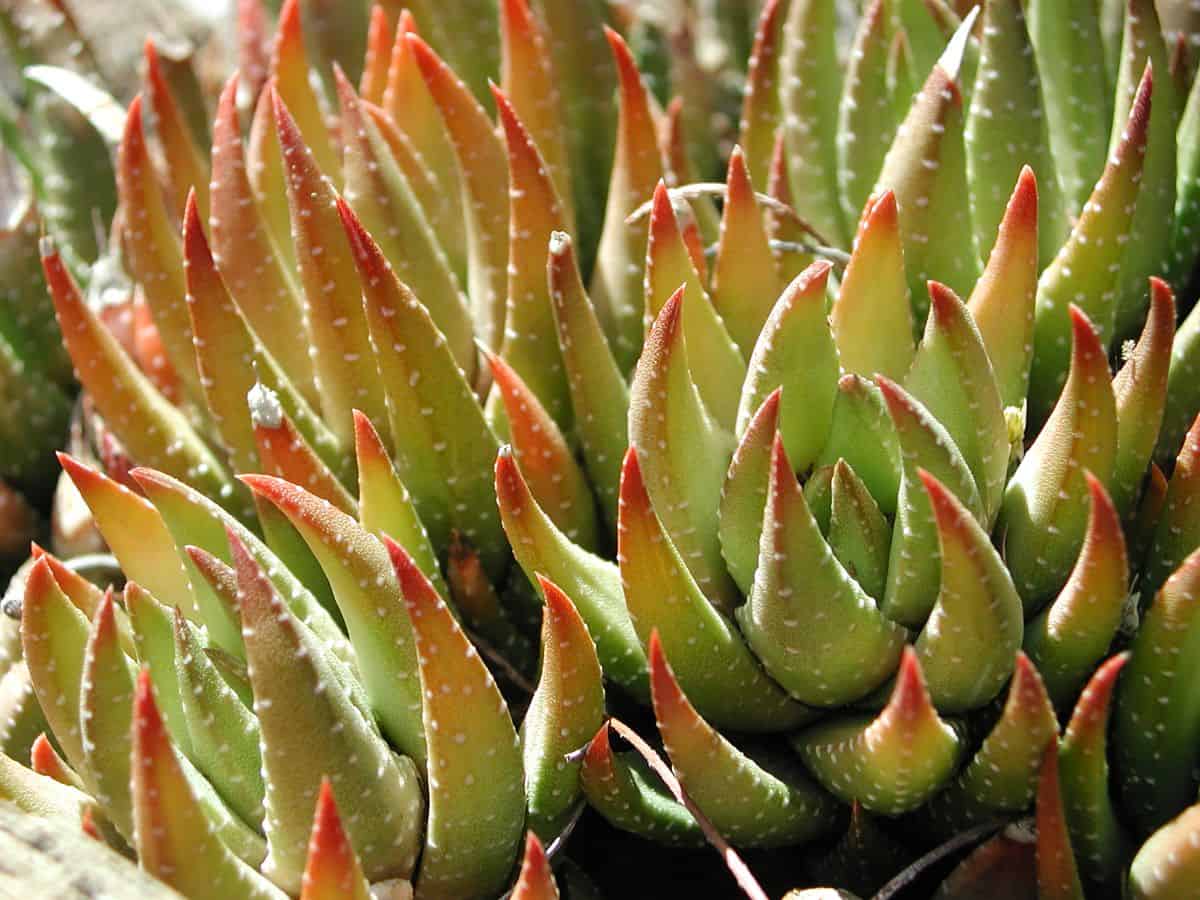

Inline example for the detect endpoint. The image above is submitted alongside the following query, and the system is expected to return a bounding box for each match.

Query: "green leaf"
[388,538,525,898]
[719,388,781,595]
[827,460,890,601]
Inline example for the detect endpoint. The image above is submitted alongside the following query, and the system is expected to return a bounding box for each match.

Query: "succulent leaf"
[511,832,559,900]
[815,375,903,517]
[719,388,781,595]
[1112,278,1176,516]
[589,27,665,372]
[1146,414,1200,596]
[905,281,1009,524]
[737,435,908,707]
[629,288,739,613]
[229,530,422,893]
[298,779,372,900]
[495,446,648,698]
[1128,802,1200,899]
[521,577,605,840]
[619,449,810,731]
[1114,547,1200,834]
[1024,474,1129,711]
[738,261,838,478]
[877,376,984,628]
[547,231,629,530]
[1059,653,1132,890]
[1036,741,1087,900]
[779,0,847,245]
[827,460,891,602]
[830,191,915,381]
[1003,307,1118,608]
[737,0,787,190]
[388,538,525,898]
[339,198,507,580]
[240,474,424,766]
[578,722,702,846]
[966,167,1040,410]
[644,181,746,430]
[407,34,510,350]
[1029,67,1153,420]
[793,649,964,815]
[130,671,285,900]
[913,469,1024,711]
[648,633,838,847]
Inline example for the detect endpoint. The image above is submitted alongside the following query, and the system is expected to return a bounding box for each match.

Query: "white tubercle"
[548,230,571,257]
[247,380,284,429]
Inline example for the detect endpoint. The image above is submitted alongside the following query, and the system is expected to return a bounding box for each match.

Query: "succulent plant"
[1,0,1200,897]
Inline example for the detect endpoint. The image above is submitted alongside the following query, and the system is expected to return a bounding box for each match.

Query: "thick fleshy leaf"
[905,282,1009,524]
[125,584,194,762]
[444,533,536,674]
[143,39,208,218]
[1059,653,1132,890]
[1003,307,1118,607]
[270,0,339,180]
[1029,68,1152,420]
[1036,742,1086,900]
[251,397,356,517]
[0,749,91,830]
[388,538,524,899]
[274,91,390,446]
[335,74,475,379]
[648,633,837,848]
[1128,802,1200,899]
[172,607,264,830]
[965,0,1067,269]
[644,181,746,429]
[837,0,896,230]
[619,449,809,731]
[42,244,235,515]
[1112,278,1176,516]
[359,6,391,104]
[1115,547,1200,835]
[712,147,784,357]
[792,649,963,815]
[719,388,781,595]
[129,467,352,667]
[339,198,506,577]
[116,95,201,406]
[229,531,422,894]
[1168,55,1200,288]
[547,231,628,530]
[299,779,371,900]
[1158,286,1200,467]
[489,352,598,550]
[29,734,82,791]
[874,52,979,320]
[1025,0,1111,212]
[737,0,787,189]
[29,546,127,650]
[779,0,846,245]
[79,594,135,840]
[629,288,738,610]
[57,454,199,623]
[830,191,914,379]
[529,0,613,267]
[927,653,1056,831]
[815,375,902,517]
[407,34,509,350]
[827,460,890,601]
[499,0,572,232]
[378,13,467,283]
[208,75,316,404]
[914,470,1023,711]
[521,577,605,840]
[578,722,702,846]
[590,27,665,372]
[738,435,907,707]
[966,166,1040,410]
[240,474,424,766]
[876,376,983,628]
[1110,0,1180,342]
[183,193,343,489]
[246,77,297,280]
[738,261,837,478]
[511,833,559,900]
[1146,414,1200,596]
[20,559,90,776]
[353,410,445,598]
[495,447,648,698]
[1024,475,1129,711]
[131,671,285,900]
